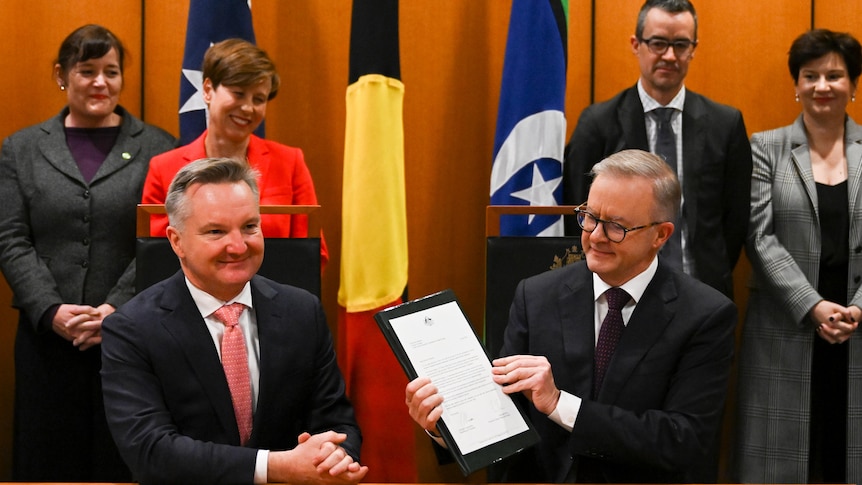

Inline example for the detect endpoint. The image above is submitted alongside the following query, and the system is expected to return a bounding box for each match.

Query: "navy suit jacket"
[495,261,736,483]
[563,85,752,299]
[101,272,360,485]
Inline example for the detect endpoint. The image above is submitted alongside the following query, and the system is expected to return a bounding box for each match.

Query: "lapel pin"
[122,152,132,160]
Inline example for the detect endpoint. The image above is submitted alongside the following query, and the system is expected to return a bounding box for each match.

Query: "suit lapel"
[789,117,819,213]
[247,276,281,437]
[158,273,240,442]
[617,87,649,152]
[598,264,677,402]
[845,118,862,220]
[246,135,272,184]
[37,112,86,184]
[89,107,139,183]
[681,92,706,241]
[560,264,599,399]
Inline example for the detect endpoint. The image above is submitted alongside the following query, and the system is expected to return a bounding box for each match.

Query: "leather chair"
[484,205,582,357]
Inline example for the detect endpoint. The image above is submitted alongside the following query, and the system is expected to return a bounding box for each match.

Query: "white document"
[389,300,529,455]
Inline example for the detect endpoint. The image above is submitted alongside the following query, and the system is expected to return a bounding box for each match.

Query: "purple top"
[64,126,121,182]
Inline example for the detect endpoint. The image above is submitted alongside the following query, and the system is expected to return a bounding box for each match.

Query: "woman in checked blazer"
[735,29,862,483]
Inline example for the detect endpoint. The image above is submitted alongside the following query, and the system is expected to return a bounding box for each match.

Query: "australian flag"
[178,0,262,145]
[490,0,568,236]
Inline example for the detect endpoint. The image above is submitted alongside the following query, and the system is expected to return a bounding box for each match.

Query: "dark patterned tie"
[654,107,683,270]
[593,288,631,399]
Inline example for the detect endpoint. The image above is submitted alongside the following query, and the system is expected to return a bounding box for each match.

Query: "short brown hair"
[202,38,280,100]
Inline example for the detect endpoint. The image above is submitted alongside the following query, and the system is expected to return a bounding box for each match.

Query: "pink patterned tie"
[593,288,631,399]
[213,303,253,445]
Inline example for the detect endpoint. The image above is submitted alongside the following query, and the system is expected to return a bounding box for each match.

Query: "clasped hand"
[52,303,115,351]
[810,300,859,344]
[267,430,368,484]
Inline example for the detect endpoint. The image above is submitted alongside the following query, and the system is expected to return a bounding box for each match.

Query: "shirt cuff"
[548,391,581,432]
[254,449,269,484]
[425,428,448,449]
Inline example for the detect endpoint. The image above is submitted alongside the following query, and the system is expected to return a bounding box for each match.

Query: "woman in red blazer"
[142,38,328,266]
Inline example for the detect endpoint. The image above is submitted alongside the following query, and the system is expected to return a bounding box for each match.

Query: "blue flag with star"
[490,0,568,236]
[179,0,262,145]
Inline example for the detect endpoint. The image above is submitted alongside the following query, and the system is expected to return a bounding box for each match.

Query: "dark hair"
[166,158,260,230]
[788,29,862,85]
[55,24,126,75]
[202,38,280,100]
[635,0,698,42]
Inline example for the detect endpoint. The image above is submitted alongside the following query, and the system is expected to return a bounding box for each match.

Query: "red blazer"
[142,131,328,266]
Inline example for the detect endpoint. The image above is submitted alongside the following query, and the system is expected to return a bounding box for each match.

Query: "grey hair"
[165,157,260,231]
[589,149,681,222]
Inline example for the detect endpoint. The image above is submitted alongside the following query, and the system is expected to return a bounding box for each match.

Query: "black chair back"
[484,206,582,357]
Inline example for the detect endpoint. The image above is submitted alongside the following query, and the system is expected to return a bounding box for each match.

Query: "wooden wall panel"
[594,0,643,103]
[693,1,810,134]
[816,1,862,122]
[142,1,187,135]
[566,1,595,141]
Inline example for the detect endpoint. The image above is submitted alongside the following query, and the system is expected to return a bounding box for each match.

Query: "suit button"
[855,276,861,284]
[83,190,90,199]
[856,246,862,254]
[83,215,90,223]
[82,238,90,246]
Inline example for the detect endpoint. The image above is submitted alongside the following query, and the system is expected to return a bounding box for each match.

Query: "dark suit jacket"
[563,85,752,299]
[495,261,736,483]
[101,272,361,485]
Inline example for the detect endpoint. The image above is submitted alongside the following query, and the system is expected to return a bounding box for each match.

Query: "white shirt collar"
[185,278,254,318]
[592,256,659,304]
[637,79,686,112]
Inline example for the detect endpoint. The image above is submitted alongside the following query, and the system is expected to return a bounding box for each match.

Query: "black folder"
[374,289,539,476]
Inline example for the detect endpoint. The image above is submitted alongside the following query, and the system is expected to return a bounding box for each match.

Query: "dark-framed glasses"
[574,207,664,243]
[638,36,697,57]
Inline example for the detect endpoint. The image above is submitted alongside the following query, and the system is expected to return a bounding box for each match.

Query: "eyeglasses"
[574,207,664,243]
[638,36,697,57]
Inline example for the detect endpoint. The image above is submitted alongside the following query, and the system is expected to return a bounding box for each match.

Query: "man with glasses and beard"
[563,0,751,303]
[406,150,736,483]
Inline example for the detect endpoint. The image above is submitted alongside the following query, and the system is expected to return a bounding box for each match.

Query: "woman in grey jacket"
[0,24,175,481]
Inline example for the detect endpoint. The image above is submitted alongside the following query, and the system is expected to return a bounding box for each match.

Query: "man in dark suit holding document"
[405,149,736,482]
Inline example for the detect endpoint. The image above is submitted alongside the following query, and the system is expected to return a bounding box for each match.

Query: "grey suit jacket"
[735,115,862,483]
[101,272,361,485]
[0,106,176,329]
[495,261,736,483]
[563,85,752,299]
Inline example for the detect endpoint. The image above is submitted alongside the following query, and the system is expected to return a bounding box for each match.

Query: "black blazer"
[496,261,736,483]
[101,272,361,485]
[563,85,752,299]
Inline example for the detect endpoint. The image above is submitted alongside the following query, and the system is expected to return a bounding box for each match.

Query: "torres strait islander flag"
[178,0,262,144]
[337,0,413,481]
[490,0,569,236]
